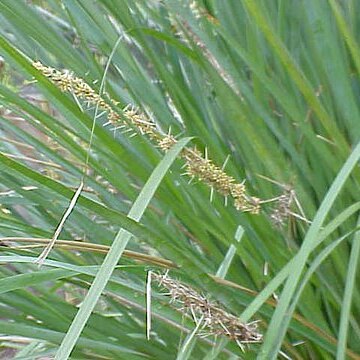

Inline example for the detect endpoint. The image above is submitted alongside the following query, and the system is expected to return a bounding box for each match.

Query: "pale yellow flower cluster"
[33,61,260,213]
[33,61,120,124]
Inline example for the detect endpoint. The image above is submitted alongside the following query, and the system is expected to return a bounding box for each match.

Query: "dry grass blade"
[146,270,152,340]
[34,181,84,266]
[0,237,177,268]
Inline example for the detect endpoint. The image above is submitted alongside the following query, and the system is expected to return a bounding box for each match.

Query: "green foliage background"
[0,0,359,359]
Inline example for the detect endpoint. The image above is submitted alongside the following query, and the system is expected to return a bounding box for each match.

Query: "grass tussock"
[0,1,359,359]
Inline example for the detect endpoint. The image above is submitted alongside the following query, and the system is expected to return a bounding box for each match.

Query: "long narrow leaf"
[55,137,191,359]
[259,141,360,359]
[336,217,360,360]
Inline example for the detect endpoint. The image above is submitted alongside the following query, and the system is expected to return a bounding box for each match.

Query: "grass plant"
[0,1,359,359]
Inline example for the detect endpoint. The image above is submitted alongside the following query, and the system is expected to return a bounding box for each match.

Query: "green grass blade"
[0,151,160,244]
[0,269,77,295]
[328,0,360,75]
[241,0,347,151]
[259,140,360,359]
[336,218,360,360]
[0,322,146,357]
[240,202,360,323]
[176,316,204,360]
[216,225,244,279]
[55,137,191,359]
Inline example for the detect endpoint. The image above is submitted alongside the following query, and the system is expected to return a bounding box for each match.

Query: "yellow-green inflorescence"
[33,61,261,214]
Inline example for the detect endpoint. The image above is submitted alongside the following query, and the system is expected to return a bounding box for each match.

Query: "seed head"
[153,272,262,346]
[32,61,262,214]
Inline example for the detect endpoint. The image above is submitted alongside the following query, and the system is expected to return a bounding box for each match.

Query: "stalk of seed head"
[32,61,260,213]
